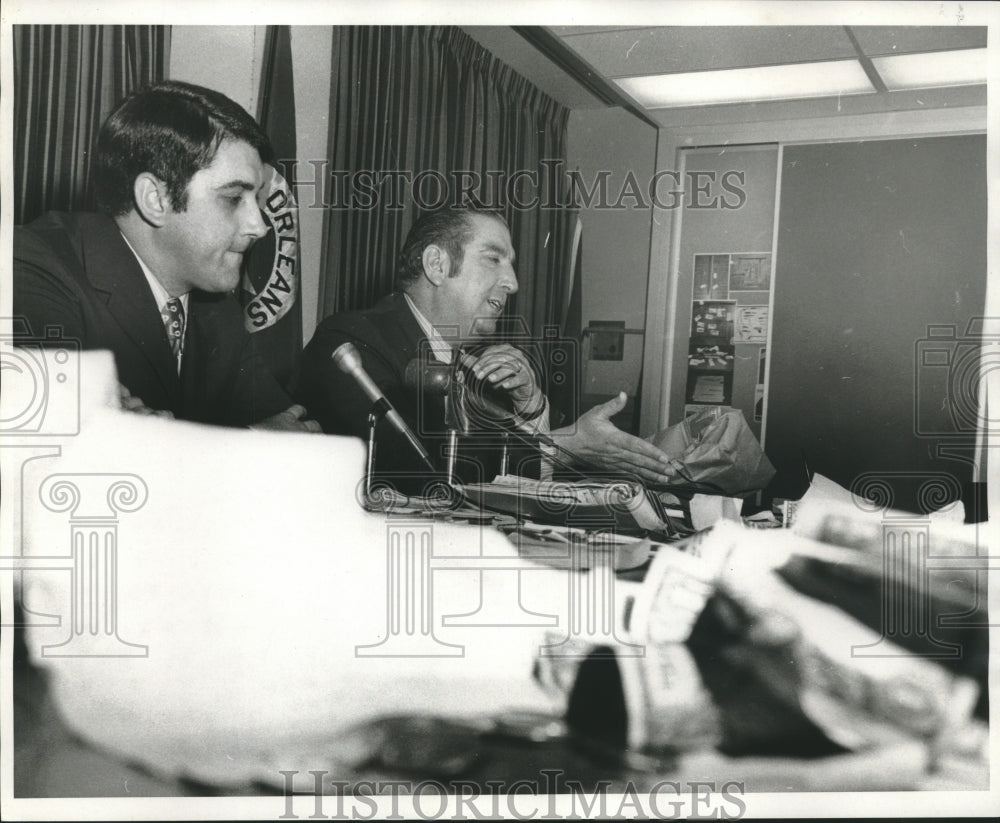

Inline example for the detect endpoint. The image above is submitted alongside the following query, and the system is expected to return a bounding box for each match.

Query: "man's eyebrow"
[216,180,260,192]
[481,241,515,263]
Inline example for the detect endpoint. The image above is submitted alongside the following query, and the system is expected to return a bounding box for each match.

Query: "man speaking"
[298,206,673,487]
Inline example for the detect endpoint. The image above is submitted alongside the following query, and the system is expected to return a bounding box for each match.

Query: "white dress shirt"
[120,233,190,373]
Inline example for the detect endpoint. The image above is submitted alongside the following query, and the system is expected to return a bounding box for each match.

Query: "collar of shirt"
[403,292,454,364]
[120,232,189,371]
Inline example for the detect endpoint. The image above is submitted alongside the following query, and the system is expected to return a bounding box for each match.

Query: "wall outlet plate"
[589,320,625,361]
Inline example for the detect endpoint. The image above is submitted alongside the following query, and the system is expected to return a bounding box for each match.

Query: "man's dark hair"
[93,80,273,216]
[397,206,508,288]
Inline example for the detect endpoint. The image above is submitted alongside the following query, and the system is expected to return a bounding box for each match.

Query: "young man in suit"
[14,81,319,431]
[298,206,673,486]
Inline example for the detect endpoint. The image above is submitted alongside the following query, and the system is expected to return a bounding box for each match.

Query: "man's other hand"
[118,382,174,419]
[250,404,322,433]
[464,344,545,419]
[553,392,674,486]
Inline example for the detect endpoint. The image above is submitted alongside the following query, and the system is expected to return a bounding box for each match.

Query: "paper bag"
[648,406,775,495]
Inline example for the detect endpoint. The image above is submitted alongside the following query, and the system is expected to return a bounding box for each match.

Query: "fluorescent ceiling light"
[872,48,987,90]
[615,60,875,108]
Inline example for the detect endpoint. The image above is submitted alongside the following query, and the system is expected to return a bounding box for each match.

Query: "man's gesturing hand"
[553,392,675,486]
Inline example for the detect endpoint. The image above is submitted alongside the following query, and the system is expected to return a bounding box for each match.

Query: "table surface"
[12,501,989,800]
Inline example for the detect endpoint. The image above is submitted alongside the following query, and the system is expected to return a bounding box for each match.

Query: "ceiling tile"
[549,25,643,37]
[851,26,987,56]
[648,84,986,129]
[556,26,857,78]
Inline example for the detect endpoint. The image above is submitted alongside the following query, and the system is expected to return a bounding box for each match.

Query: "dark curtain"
[13,25,171,226]
[320,26,572,339]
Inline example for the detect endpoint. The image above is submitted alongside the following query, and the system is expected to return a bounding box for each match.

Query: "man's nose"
[501,265,518,294]
[244,204,269,240]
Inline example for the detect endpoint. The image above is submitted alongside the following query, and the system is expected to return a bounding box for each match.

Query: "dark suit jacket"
[13,211,290,426]
[297,293,539,491]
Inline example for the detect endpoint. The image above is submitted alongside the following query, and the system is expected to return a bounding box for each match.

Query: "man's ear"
[421,243,452,286]
[133,173,171,227]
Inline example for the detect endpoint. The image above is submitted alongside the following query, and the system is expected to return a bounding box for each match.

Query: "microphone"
[404,358,453,397]
[404,357,518,430]
[402,356,598,481]
[331,342,435,471]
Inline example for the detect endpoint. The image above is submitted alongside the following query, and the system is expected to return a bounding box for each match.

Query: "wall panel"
[766,135,987,509]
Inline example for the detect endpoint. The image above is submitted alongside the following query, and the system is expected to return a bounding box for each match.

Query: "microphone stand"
[365,406,382,501]
[500,432,510,476]
[332,342,437,501]
[406,349,623,487]
[449,369,604,484]
[444,351,568,485]
[444,362,472,487]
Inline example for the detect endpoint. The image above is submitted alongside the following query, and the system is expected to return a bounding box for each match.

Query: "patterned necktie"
[160,297,186,362]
